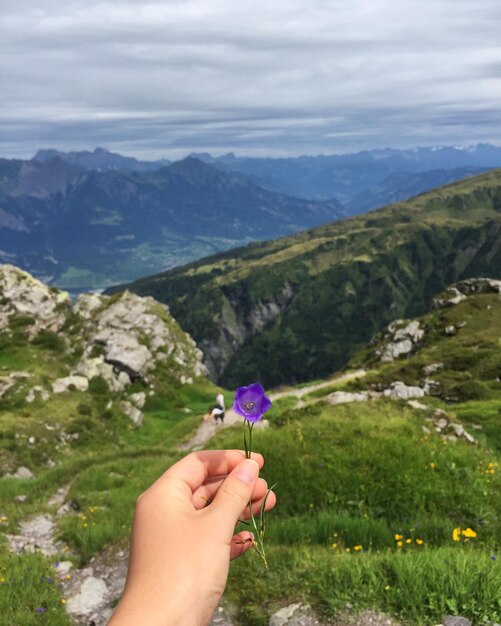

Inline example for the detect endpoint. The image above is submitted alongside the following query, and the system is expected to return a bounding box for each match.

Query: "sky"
[1,0,501,160]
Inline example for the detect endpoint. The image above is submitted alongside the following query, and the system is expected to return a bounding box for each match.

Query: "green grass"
[0,552,71,625]
[226,546,501,626]
[211,401,500,538]
[207,398,501,623]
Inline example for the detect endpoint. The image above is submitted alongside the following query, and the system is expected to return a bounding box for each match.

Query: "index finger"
[163,450,264,493]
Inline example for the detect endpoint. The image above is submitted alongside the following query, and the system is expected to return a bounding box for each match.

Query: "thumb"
[208,459,259,537]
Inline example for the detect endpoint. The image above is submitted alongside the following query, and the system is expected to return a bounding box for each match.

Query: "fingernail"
[234,459,259,484]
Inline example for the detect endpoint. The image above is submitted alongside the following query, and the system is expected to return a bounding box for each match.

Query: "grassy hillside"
[1,276,500,624]
[208,283,501,624]
[119,169,501,388]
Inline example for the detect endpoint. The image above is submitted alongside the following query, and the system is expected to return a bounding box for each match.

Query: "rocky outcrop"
[433,277,501,309]
[76,291,206,387]
[0,266,207,430]
[376,319,425,362]
[0,264,70,336]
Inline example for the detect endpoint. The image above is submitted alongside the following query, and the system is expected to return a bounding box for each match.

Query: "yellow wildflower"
[462,528,477,538]
[331,543,338,549]
[354,545,362,551]
[60,599,66,605]
[452,527,461,542]
[396,541,403,548]
[345,548,351,553]
[430,462,436,470]
[384,585,391,591]
[406,538,412,544]
[416,538,424,545]
[394,534,403,541]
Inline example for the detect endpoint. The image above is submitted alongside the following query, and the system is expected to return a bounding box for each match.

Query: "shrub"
[448,380,492,401]
[32,330,66,352]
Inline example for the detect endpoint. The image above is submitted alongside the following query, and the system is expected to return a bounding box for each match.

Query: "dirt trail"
[180,369,366,452]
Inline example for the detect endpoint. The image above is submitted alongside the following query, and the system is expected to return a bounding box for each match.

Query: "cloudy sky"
[1,0,501,159]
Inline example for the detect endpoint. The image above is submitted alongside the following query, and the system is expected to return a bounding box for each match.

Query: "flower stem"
[243,419,268,567]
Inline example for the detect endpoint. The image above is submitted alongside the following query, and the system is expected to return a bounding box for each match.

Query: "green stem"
[243,419,268,566]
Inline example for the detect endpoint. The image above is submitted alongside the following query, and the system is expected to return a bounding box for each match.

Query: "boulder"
[11,466,35,479]
[66,576,109,616]
[52,375,89,394]
[383,381,425,400]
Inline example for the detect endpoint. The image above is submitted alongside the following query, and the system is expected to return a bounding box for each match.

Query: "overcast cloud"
[1,0,501,159]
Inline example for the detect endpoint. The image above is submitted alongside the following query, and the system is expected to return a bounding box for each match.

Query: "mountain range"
[0,155,343,290]
[191,143,501,205]
[115,168,501,388]
[2,143,501,291]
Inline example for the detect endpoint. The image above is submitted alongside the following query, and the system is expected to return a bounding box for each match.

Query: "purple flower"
[233,382,272,423]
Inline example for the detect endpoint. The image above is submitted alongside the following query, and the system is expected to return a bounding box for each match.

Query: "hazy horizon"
[3,140,501,164]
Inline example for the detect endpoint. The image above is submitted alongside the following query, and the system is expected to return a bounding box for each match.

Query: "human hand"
[108,449,276,626]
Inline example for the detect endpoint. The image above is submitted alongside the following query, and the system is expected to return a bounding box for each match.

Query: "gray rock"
[7,514,60,556]
[26,385,50,403]
[66,576,109,615]
[55,560,73,575]
[408,400,429,410]
[0,264,70,336]
[12,466,35,479]
[436,418,448,430]
[383,381,425,400]
[380,339,414,362]
[129,391,146,409]
[445,325,457,336]
[463,431,476,444]
[421,426,431,435]
[75,291,206,389]
[450,423,464,437]
[269,603,318,626]
[442,616,472,626]
[393,320,424,343]
[121,401,144,427]
[52,375,89,393]
[14,494,28,503]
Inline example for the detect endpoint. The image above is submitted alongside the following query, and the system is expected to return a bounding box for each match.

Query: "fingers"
[192,476,269,510]
[206,459,260,538]
[162,450,264,493]
[230,531,254,561]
